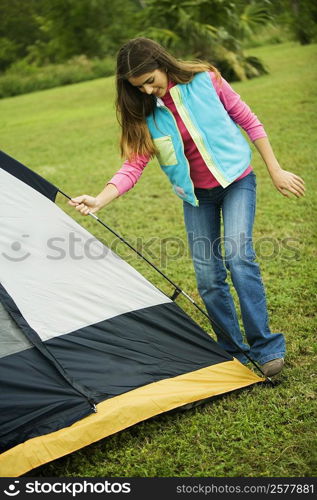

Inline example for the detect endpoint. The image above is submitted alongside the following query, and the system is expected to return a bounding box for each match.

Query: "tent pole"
[59,190,274,385]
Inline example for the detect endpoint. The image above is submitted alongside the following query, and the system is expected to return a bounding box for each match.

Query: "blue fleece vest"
[146,71,252,206]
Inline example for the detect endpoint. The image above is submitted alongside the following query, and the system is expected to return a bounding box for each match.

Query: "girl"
[69,37,305,376]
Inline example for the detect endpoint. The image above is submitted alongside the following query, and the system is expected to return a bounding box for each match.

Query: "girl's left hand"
[270,169,305,198]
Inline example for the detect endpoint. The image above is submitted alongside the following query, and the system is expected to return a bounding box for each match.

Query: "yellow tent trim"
[0,359,263,477]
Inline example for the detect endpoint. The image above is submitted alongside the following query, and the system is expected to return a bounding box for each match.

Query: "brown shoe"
[261,358,284,377]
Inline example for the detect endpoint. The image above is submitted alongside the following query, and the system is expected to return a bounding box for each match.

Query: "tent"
[0,151,263,477]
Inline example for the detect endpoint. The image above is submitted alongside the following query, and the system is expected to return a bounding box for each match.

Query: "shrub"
[0,55,116,98]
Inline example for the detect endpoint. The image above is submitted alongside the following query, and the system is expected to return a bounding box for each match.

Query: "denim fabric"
[183,171,286,365]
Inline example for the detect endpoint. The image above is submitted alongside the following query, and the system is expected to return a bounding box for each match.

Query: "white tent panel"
[0,169,171,341]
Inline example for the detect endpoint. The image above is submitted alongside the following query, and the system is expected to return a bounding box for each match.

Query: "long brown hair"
[116,37,220,160]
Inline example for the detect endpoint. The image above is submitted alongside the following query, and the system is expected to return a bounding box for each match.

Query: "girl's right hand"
[68,195,101,216]
[68,184,119,215]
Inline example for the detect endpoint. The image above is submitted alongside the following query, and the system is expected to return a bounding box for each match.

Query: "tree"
[289,0,317,44]
[0,0,41,70]
[270,0,317,45]
[27,0,141,64]
[136,0,272,80]
[0,0,142,69]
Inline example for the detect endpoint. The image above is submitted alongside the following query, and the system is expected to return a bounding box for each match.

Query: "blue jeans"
[183,171,285,365]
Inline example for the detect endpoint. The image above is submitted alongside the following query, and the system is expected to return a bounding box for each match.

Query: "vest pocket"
[153,136,177,166]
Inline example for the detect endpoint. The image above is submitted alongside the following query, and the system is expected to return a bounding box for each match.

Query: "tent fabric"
[0,301,33,358]
[0,151,58,201]
[0,166,170,340]
[0,151,264,476]
[0,283,99,453]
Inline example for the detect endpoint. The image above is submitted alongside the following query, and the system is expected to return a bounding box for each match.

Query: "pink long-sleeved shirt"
[109,72,267,195]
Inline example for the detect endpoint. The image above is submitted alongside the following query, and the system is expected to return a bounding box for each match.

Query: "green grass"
[1,42,316,477]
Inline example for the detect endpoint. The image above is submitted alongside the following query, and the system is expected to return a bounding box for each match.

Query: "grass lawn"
[0,42,316,477]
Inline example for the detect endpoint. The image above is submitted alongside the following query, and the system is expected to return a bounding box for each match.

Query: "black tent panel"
[0,346,94,454]
[46,302,233,401]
